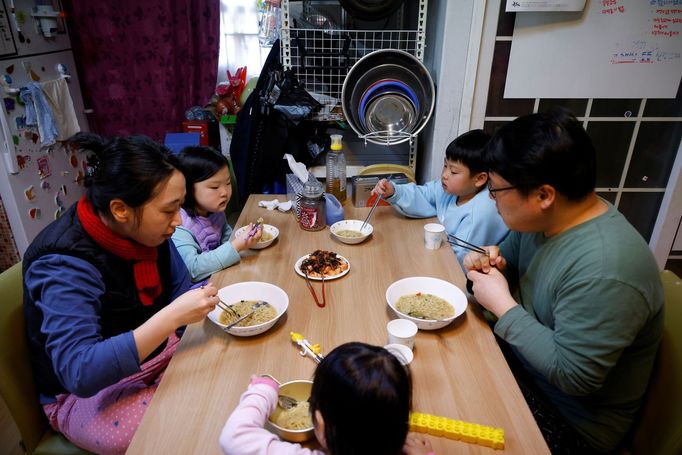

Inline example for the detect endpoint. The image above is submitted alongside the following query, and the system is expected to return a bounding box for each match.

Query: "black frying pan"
[338,0,406,21]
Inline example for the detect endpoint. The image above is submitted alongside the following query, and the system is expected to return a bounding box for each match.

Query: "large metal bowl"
[342,49,435,144]
[266,379,314,442]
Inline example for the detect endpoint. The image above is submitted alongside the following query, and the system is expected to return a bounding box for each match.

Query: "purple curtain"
[63,1,219,141]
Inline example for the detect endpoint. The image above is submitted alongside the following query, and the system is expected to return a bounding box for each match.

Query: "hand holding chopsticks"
[447,234,489,295]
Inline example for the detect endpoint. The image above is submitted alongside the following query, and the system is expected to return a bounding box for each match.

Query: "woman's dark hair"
[69,132,180,218]
[176,146,229,216]
[309,342,411,455]
[485,107,596,201]
[445,129,491,175]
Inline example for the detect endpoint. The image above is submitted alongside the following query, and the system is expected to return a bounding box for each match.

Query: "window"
[218,0,271,84]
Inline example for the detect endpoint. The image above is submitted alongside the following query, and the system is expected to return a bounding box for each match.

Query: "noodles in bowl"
[207,282,288,336]
[396,293,455,320]
[267,379,314,442]
[218,300,278,327]
[274,401,312,430]
[386,276,467,330]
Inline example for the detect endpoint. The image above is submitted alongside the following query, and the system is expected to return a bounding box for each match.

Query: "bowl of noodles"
[330,219,373,244]
[266,379,314,442]
[234,224,279,249]
[385,276,467,330]
[208,282,288,336]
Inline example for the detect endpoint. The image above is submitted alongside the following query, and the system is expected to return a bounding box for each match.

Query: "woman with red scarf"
[23,133,219,454]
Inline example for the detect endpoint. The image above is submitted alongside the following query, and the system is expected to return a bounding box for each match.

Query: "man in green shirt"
[464,108,663,453]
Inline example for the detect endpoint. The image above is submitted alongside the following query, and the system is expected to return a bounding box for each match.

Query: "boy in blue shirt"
[372,129,508,265]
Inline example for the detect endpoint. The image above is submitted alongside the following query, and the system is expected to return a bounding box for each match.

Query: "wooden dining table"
[127,195,550,454]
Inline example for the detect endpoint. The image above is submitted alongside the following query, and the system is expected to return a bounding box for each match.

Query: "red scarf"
[77,196,162,306]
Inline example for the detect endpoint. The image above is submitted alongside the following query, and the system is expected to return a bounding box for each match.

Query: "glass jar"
[299,179,326,231]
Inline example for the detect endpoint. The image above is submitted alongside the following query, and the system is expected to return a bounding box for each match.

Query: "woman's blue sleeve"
[25,254,140,398]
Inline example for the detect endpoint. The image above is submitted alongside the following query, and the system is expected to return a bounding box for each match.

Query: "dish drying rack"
[279,0,428,172]
[280,0,427,123]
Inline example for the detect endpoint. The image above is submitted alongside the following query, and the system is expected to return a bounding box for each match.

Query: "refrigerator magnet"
[60,184,67,196]
[54,206,65,220]
[75,170,84,185]
[24,185,34,201]
[3,97,15,111]
[69,152,78,167]
[29,208,41,219]
[37,156,50,179]
[40,180,50,190]
[17,154,29,169]
[54,193,62,207]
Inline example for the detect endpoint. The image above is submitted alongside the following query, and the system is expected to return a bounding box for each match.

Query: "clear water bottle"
[325,134,347,203]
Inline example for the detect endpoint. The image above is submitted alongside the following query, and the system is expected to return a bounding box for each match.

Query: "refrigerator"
[0,0,89,257]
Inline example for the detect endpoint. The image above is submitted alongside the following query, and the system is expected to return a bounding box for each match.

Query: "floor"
[0,396,23,455]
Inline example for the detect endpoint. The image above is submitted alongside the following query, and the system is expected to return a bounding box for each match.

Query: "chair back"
[0,262,49,453]
[629,270,682,455]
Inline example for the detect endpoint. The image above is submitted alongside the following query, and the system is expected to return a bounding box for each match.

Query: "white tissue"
[277,200,292,212]
[284,154,309,183]
[258,199,280,211]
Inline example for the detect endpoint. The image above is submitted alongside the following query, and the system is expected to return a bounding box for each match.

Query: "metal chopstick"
[447,234,489,256]
[360,194,382,232]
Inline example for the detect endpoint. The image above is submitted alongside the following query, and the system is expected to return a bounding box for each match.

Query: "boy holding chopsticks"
[372,129,508,265]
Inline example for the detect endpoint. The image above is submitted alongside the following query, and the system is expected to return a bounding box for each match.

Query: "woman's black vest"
[22,203,174,398]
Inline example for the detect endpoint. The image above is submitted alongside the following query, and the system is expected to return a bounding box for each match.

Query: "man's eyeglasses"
[487,181,518,199]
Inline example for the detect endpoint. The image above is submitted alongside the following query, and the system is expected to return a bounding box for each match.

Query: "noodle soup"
[259,231,274,243]
[219,300,278,327]
[396,293,455,320]
[336,229,363,238]
[273,401,312,430]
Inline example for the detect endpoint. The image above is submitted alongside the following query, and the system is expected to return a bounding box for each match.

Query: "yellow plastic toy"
[409,412,504,450]
[290,332,324,363]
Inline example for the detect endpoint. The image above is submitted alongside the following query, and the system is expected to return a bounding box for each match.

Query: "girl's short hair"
[485,107,596,201]
[445,129,491,175]
[176,146,229,216]
[68,132,180,218]
[309,342,411,455]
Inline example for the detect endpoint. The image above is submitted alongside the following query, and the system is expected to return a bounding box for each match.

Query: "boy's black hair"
[485,107,596,201]
[68,132,180,220]
[175,146,229,216]
[309,342,411,455]
[444,129,491,175]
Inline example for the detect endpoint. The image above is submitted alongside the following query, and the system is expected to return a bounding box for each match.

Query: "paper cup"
[387,319,418,349]
[424,223,445,250]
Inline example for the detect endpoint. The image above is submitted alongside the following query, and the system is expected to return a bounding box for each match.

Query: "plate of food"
[294,250,350,281]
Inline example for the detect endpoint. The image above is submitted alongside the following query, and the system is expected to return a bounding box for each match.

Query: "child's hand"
[371,178,395,198]
[232,223,263,251]
[403,433,434,455]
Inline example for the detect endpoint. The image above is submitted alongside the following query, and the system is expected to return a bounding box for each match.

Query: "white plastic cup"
[424,223,445,250]
[387,319,418,349]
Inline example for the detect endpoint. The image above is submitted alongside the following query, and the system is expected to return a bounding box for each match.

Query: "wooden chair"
[0,263,90,454]
[627,270,682,455]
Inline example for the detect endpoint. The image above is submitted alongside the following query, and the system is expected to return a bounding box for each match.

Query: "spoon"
[277,394,300,410]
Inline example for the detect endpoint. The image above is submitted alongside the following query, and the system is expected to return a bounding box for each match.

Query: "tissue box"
[286,174,305,219]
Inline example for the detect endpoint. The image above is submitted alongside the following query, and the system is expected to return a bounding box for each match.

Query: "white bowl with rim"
[234,224,279,249]
[385,276,467,330]
[208,281,288,336]
[330,219,373,244]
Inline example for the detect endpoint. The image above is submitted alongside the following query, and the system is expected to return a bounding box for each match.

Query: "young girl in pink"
[220,342,435,455]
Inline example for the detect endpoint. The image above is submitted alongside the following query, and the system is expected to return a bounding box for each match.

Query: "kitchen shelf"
[279,0,428,176]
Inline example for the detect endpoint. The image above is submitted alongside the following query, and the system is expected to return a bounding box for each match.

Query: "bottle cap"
[303,178,323,198]
[330,134,343,151]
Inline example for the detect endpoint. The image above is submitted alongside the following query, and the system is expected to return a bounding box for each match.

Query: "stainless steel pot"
[342,49,435,145]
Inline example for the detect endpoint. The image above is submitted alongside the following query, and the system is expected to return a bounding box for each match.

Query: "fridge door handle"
[0,108,18,174]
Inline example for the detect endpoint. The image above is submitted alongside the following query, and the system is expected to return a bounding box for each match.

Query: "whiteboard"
[505,0,682,99]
